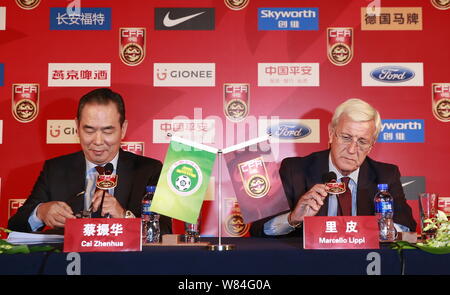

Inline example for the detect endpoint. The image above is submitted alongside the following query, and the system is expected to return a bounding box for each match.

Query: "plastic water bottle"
[374,184,396,242]
[141,186,160,244]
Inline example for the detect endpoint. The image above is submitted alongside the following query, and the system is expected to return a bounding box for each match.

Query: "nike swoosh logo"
[402,180,415,187]
[163,11,206,27]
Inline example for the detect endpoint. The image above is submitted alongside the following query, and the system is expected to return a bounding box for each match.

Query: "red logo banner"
[63,218,142,252]
[303,216,380,249]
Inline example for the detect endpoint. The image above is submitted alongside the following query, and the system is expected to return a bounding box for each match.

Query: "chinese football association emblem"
[167,160,203,196]
[224,83,249,122]
[119,28,146,66]
[12,83,39,123]
[431,0,450,10]
[432,83,450,122]
[237,157,270,199]
[15,0,40,10]
[327,28,353,66]
[224,200,250,237]
[224,0,250,10]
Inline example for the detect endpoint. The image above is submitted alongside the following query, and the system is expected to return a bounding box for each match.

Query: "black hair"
[77,88,126,126]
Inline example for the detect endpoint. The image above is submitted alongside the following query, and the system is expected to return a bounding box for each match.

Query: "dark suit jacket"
[8,149,172,234]
[250,149,417,237]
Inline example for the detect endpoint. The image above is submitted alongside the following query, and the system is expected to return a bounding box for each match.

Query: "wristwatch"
[124,210,135,219]
[288,212,302,229]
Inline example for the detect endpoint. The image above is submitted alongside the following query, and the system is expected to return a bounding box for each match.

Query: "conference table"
[1,237,449,276]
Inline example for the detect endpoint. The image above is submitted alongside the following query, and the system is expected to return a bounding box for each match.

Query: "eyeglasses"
[334,131,373,151]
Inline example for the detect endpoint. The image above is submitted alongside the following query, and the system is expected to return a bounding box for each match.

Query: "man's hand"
[36,201,76,228]
[289,184,328,225]
[91,190,125,218]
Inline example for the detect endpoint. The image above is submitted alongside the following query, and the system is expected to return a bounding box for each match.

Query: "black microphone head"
[322,171,337,183]
[104,163,114,175]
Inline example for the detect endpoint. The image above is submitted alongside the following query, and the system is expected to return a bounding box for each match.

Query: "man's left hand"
[91,190,125,218]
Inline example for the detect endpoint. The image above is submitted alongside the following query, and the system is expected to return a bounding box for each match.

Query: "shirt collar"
[328,153,359,185]
[85,152,119,174]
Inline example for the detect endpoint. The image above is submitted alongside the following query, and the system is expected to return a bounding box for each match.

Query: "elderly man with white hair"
[250,98,416,237]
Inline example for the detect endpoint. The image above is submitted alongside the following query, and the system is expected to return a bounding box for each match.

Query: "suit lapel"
[307,150,330,216]
[68,151,86,195]
[114,150,133,207]
[356,158,376,215]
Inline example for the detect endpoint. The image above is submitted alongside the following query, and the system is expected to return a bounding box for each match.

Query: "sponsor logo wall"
[0,1,449,235]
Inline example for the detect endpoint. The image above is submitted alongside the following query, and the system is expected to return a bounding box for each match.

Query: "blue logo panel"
[378,119,424,143]
[50,7,112,30]
[258,8,319,31]
[0,64,4,86]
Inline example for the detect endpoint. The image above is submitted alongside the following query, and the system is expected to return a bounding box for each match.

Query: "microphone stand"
[208,150,234,251]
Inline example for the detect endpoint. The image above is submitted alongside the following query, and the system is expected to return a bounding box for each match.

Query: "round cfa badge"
[16,0,40,10]
[13,99,38,123]
[122,43,144,66]
[434,99,450,122]
[247,174,269,198]
[431,0,450,10]
[224,0,250,10]
[330,43,352,65]
[225,213,249,237]
[225,99,248,122]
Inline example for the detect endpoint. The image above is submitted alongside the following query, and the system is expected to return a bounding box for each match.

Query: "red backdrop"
[0,0,449,238]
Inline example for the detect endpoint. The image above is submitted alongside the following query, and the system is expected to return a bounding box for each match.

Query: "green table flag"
[151,137,217,224]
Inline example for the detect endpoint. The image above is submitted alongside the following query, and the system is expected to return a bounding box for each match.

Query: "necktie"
[84,166,101,211]
[338,177,352,216]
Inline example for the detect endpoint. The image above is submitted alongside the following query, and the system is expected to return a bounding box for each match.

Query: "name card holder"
[303,216,380,250]
[63,218,141,252]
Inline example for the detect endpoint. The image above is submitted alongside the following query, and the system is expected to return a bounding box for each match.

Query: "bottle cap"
[146,186,156,193]
[377,184,388,190]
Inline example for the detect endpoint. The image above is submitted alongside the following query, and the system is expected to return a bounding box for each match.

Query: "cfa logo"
[8,199,25,219]
[121,29,144,38]
[120,142,144,156]
[434,84,450,93]
[14,84,38,94]
[225,84,248,93]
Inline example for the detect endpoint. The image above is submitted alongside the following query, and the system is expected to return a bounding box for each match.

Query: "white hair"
[330,98,381,139]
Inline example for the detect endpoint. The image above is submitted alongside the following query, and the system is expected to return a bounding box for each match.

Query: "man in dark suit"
[250,98,416,237]
[8,88,172,234]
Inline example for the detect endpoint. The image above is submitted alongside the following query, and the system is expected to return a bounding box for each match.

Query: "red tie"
[338,177,352,216]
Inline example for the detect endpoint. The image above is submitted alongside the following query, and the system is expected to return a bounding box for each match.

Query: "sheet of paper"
[6,231,64,245]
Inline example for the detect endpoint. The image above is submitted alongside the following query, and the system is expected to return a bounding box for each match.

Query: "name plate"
[63,218,142,252]
[303,216,379,249]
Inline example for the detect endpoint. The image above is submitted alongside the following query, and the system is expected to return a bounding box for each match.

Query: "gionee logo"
[156,69,168,80]
[50,125,61,137]
[163,11,206,27]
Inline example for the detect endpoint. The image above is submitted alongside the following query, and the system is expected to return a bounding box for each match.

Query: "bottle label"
[375,201,393,213]
[142,203,151,215]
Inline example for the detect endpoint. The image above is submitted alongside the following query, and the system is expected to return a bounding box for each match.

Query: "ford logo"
[370,66,415,83]
[267,123,311,139]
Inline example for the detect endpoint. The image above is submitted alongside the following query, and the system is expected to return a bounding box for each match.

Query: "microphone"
[104,163,113,175]
[322,171,337,184]
[95,163,117,218]
[322,171,346,195]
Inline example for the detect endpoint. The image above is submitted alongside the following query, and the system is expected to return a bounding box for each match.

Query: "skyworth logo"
[378,119,424,142]
[258,7,319,31]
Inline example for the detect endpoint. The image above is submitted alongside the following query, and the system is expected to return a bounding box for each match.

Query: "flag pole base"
[207,244,235,251]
